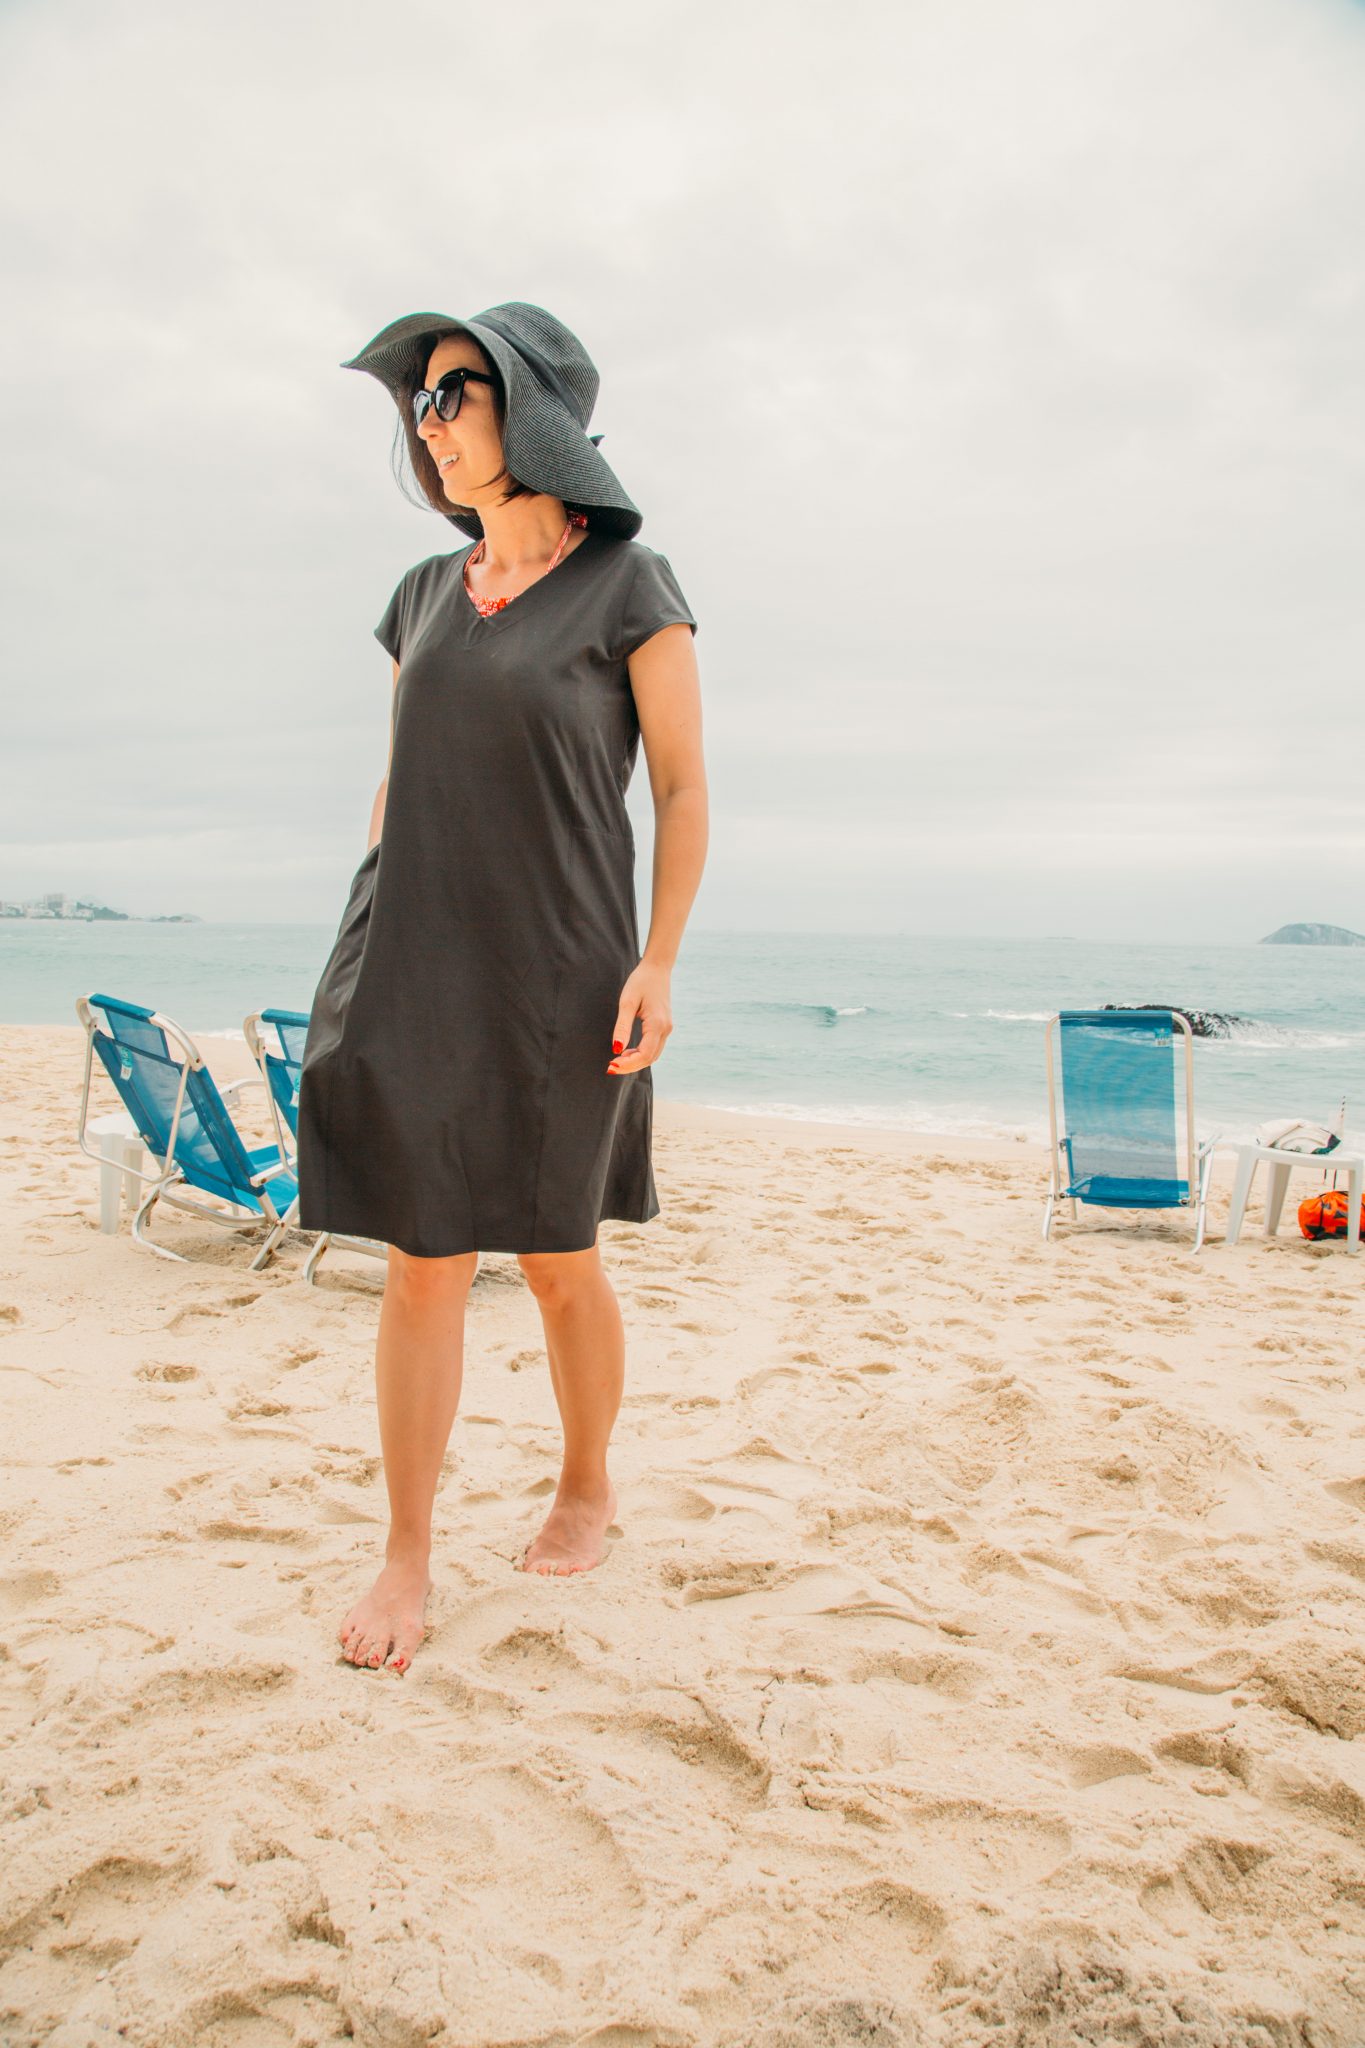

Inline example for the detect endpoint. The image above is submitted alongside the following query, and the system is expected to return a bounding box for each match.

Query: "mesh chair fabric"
[259,1008,310,1138]
[1058,1010,1188,1207]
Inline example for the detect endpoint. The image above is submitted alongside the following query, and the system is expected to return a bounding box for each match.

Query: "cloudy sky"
[1,0,1361,941]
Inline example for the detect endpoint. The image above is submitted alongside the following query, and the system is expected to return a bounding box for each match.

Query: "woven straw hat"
[340,300,643,541]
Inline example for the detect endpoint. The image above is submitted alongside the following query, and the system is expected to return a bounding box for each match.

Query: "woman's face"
[416,334,506,503]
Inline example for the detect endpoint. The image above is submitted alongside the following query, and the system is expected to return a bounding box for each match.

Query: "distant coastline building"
[0,894,116,921]
[0,894,197,922]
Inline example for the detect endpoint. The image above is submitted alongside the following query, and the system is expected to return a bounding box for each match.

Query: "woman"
[296,301,707,1676]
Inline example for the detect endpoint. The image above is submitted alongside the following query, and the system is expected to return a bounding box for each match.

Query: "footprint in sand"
[314,1495,380,1526]
[1064,1743,1154,1790]
[1249,1636,1365,1739]
[226,1395,293,1420]
[478,1622,627,1705]
[1307,1536,1365,1583]
[0,1567,62,1617]
[1113,1648,1253,1696]
[610,1691,773,1806]
[6,1849,197,2037]
[662,1556,790,1604]
[1139,1836,1273,1935]
[895,1797,1072,1891]
[837,1878,948,1971]
[849,1648,985,1699]
[313,1451,383,1486]
[439,1763,647,1935]
[197,1516,314,1546]
[635,1481,717,1523]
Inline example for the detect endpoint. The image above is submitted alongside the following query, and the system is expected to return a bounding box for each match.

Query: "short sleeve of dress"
[374,571,410,664]
[619,548,698,661]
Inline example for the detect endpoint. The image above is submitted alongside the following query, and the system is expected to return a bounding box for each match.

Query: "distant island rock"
[1261,922,1365,947]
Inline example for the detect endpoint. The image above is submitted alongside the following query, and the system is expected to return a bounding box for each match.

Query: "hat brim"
[341,310,642,541]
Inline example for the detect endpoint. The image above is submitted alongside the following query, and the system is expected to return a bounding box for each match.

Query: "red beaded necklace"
[463,511,589,618]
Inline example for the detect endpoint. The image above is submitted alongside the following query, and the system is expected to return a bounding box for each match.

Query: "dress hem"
[294,1203,661,1261]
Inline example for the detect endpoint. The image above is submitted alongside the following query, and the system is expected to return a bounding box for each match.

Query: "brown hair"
[391,329,535,521]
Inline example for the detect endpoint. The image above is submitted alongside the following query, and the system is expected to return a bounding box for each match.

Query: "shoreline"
[17,1020,1051,1165]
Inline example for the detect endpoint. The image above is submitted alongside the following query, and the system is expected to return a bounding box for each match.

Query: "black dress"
[295,531,697,1258]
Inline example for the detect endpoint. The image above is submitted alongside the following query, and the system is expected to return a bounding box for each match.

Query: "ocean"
[6,921,1363,1149]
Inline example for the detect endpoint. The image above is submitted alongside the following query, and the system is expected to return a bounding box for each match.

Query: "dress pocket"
[304,844,382,1068]
[568,823,640,973]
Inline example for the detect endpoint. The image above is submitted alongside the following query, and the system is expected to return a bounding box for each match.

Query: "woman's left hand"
[607,960,673,1074]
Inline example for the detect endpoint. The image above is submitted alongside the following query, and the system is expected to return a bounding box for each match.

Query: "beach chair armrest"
[248,1157,294,1189]
[220,1076,264,1102]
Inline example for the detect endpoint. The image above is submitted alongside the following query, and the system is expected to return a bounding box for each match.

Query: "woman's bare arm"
[630,622,708,970]
[605,622,707,1077]
[367,658,399,851]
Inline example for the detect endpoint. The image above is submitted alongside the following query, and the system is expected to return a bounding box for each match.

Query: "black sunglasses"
[412,367,495,429]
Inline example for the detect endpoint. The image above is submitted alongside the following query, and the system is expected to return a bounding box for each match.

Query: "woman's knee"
[386,1246,478,1301]
[517,1247,600,1307]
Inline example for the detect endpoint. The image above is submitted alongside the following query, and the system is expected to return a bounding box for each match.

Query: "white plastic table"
[87,1110,146,1233]
[1225,1142,1363,1252]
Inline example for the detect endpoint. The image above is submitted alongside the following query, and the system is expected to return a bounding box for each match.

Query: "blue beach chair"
[242,1007,310,1157]
[243,1006,388,1287]
[1043,1008,1217,1249]
[75,993,299,1269]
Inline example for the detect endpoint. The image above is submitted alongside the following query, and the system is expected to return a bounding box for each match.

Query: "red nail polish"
[612,1040,624,1054]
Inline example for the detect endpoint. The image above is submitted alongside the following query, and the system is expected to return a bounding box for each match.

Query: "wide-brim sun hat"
[340,300,643,542]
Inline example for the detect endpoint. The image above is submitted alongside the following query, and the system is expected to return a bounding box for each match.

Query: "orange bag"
[1298,1189,1365,1240]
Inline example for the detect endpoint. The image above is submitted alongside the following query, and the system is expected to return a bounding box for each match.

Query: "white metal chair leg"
[1193,1146,1214,1253]
[247,1194,300,1272]
[303,1233,331,1286]
[130,1179,191,1263]
[248,1220,289,1271]
[1042,1194,1055,1241]
[1226,1150,1257,1246]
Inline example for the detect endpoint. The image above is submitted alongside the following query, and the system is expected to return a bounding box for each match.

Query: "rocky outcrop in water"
[1098,1004,1250,1040]
[1262,922,1365,947]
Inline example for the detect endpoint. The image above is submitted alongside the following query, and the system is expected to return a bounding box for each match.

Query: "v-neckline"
[455,528,600,631]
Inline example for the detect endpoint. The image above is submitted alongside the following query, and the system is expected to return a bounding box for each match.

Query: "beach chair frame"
[243,1007,388,1286]
[1043,1008,1216,1250]
[76,994,299,1269]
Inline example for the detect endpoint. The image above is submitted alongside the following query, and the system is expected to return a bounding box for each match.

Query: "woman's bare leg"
[515,1245,623,1575]
[338,1247,478,1671]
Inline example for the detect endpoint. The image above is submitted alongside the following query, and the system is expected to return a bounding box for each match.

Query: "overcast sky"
[1,0,1361,941]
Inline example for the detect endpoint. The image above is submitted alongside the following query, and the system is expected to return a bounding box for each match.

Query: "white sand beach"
[3,1022,1365,2045]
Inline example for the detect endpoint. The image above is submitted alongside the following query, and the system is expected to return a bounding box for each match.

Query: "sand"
[2,1021,1364,2047]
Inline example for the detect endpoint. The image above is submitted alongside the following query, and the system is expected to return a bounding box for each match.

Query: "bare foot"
[519,1481,618,1577]
[337,1554,432,1673]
